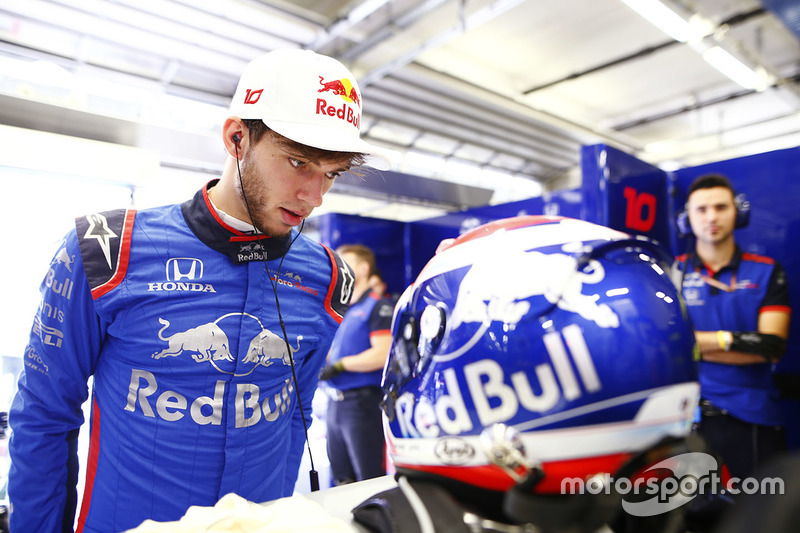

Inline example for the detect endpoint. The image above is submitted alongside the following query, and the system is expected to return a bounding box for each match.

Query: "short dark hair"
[688,173,736,197]
[241,119,366,167]
[337,244,378,277]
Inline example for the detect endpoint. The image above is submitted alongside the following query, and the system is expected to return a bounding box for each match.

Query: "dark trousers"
[696,402,786,481]
[326,386,385,485]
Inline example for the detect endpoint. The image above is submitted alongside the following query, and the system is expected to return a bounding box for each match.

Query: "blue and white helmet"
[381,216,699,506]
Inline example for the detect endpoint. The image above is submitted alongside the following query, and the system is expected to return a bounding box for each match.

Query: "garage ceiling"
[0,0,799,219]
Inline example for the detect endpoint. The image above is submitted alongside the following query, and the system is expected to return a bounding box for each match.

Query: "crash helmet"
[381,216,699,530]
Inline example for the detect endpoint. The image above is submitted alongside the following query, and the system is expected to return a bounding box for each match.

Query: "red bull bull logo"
[450,249,619,331]
[150,313,302,377]
[126,312,305,427]
[243,329,302,367]
[151,317,234,363]
[318,76,360,107]
[317,76,360,129]
[55,245,75,272]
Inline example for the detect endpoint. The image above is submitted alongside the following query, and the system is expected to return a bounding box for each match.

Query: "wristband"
[717,330,729,351]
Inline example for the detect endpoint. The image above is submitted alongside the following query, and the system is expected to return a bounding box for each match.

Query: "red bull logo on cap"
[317,75,360,129]
[318,76,360,107]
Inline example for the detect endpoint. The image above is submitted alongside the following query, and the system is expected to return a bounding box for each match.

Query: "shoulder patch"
[322,245,354,324]
[742,252,775,265]
[76,209,136,299]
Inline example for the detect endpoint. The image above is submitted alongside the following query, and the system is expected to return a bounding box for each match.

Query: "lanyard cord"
[234,142,320,491]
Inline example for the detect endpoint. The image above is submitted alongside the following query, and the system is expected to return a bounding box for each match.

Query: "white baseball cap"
[229,49,394,170]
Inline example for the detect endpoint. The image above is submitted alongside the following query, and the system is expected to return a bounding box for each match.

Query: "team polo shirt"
[679,247,791,425]
[328,290,394,391]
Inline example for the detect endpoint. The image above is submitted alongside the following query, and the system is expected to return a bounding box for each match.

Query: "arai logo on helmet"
[434,437,476,465]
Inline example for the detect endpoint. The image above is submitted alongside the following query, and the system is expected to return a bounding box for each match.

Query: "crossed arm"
[696,310,790,365]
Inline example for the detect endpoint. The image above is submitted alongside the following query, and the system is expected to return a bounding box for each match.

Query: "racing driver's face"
[237,132,351,237]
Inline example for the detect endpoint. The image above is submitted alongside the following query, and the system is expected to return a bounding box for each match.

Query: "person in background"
[319,244,394,485]
[368,267,389,299]
[678,173,791,481]
[8,49,392,533]
[368,266,400,307]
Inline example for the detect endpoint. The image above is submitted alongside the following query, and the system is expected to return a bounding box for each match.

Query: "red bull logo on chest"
[149,313,302,377]
[124,369,294,428]
[123,312,305,427]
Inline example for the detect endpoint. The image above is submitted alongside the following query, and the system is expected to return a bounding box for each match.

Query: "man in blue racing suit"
[8,49,392,533]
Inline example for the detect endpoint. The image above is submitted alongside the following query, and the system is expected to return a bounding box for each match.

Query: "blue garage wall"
[404,190,583,287]
[312,212,407,298]
[762,0,800,42]
[581,144,672,246]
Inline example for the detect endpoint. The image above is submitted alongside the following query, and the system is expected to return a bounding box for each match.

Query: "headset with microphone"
[232,128,321,492]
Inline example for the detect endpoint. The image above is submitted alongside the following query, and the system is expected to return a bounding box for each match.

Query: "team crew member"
[319,244,394,485]
[678,174,791,480]
[8,49,393,533]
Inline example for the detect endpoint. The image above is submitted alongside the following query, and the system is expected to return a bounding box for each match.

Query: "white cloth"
[126,493,355,533]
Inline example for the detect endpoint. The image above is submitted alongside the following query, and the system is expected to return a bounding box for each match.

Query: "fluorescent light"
[348,0,391,24]
[702,46,773,91]
[620,1,774,91]
[619,0,692,42]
